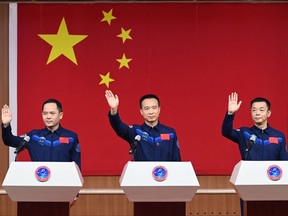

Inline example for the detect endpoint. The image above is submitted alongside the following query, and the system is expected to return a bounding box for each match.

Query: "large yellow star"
[116,53,132,69]
[101,9,116,25]
[99,72,115,88]
[117,27,132,44]
[38,17,88,65]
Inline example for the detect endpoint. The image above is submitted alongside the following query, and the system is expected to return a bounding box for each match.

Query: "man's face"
[251,101,271,125]
[42,102,63,130]
[140,98,160,124]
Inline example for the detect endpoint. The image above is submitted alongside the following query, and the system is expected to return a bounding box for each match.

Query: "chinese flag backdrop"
[17,3,288,175]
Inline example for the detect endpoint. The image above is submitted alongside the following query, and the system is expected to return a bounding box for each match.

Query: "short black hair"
[250,97,271,110]
[42,99,63,112]
[139,94,160,109]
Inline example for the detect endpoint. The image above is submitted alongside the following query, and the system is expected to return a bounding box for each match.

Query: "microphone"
[244,134,257,160]
[14,136,30,154]
[245,134,257,153]
[129,135,141,155]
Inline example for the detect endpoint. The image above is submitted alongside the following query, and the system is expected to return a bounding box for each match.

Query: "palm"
[228,93,242,114]
[228,101,239,113]
[105,90,119,109]
[1,105,12,125]
[107,97,119,108]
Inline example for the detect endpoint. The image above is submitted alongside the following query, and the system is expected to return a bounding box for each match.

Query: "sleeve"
[1,123,23,148]
[279,134,288,160]
[72,134,81,170]
[221,112,239,143]
[172,131,181,161]
[108,112,135,144]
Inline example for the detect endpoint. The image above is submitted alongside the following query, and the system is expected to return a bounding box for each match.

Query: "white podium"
[230,160,288,216]
[2,161,83,216]
[120,161,199,216]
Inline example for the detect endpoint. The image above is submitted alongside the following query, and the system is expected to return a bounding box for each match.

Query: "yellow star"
[38,17,88,65]
[101,9,117,25]
[116,53,132,69]
[99,72,115,88]
[117,27,132,44]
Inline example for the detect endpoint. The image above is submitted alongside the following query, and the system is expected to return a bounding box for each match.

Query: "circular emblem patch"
[35,166,51,182]
[267,165,282,181]
[152,165,168,181]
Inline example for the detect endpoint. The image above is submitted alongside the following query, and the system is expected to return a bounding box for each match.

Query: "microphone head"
[24,136,30,142]
[250,134,257,142]
[135,135,141,141]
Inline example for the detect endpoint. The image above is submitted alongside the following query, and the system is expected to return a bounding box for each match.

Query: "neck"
[255,122,267,130]
[47,124,59,132]
[145,120,158,128]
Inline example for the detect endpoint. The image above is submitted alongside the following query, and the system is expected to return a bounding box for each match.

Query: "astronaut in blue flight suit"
[1,99,81,168]
[222,92,288,161]
[105,90,181,161]
[222,92,288,216]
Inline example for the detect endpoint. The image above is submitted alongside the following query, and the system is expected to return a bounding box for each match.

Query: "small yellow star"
[38,17,88,65]
[99,72,115,88]
[117,27,132,44]
[116,53,132,69]
[101,9,117,25]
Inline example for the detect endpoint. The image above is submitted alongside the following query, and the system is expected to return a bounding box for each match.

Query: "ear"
[60,112,64,119]
[267,110,271,117]
[140,109,143,116]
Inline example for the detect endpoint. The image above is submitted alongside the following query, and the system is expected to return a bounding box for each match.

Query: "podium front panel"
[230,160,288,201]
[2,161,83,202]
[120,161,200,202]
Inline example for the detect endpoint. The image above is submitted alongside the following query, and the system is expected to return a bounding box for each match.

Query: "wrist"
[110,108,118,115]
[2,123,9,128]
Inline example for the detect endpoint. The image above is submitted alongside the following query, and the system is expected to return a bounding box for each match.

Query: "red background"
[17,2,288,175]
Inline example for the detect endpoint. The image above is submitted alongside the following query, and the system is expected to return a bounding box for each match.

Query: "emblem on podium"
[35,166,51,182]
[152,165,168,181]
[267,165,282,181]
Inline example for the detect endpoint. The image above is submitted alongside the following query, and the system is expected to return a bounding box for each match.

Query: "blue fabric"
[221,112,288,160]
[108,112,181,161]
[2,124,81,169]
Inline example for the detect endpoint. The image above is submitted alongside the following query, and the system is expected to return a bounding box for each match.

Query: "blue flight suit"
[222,112,288,160]
[108,112,181,161]
[1,124,81,169]
[222,112,288,216]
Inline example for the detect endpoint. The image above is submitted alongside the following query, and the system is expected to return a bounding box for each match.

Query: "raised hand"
[1,104,13,127]
[228,92,242,115]
[105,90,119,115]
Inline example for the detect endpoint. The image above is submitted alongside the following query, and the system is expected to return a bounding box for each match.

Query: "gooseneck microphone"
[129,135,141,155]
[14,135,30,154]
[245,134,257,159]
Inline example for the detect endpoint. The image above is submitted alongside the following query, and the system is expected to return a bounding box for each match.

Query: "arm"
[72,135,81,170]
[221,92,242,142]
[279,135,288,160]
[172,132,181,161]
[108,112,135,143]
[2,104,12,127]
[1,105,23,147]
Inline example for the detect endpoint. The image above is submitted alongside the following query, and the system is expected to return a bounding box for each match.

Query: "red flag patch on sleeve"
[59,137,70,144]
[269,137,279,144]
[160,134,170,140]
